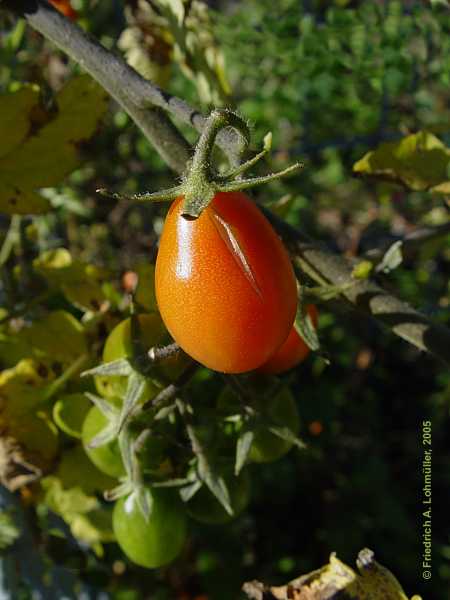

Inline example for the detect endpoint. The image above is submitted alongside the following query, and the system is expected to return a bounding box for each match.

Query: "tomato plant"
[113,488,187,568]
[258,304,318,374]
[155,192,297,373]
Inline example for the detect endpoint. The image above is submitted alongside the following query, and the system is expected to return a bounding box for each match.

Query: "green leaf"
[18,310,87,365]
[159,0,185,26]
[33,248,110,311]
[52,393,92,438]
[0,76,108,215]
[0,510,21,550]
[82,358,133,378]
[179,479,202,502]
[294,302,320,352]
[117,371,148,432]
[187,425,233,516]
[353,131,450,193]
[375,241,403,274]
[0,85,40,160]
[268,426,306,450]
[41,476,115,547]
[235,429,254,475]
[56,446,115,494]
[0,181,50,215]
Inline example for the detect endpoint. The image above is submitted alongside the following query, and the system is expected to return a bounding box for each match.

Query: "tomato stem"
[96,186,182,203]
[96,110,303,218]
[182,109,250,218]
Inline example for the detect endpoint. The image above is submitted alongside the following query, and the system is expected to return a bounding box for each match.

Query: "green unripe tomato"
[113,488,187,568]
[81,405,125,478]
[95,313,189,401]
[186,469,250,525]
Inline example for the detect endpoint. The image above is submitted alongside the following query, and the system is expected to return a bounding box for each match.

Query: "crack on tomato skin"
[209,207,263,299]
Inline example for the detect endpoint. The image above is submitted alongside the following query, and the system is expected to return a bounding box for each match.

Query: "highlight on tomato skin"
[257,304,318,375]
[155,191,298,374]
[49,0,78,20]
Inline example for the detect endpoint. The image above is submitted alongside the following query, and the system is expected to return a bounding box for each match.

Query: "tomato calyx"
[97,109,303,219]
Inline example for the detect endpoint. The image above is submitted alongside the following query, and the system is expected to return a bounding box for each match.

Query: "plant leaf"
[187,425,233,515]
[235,429,254,475]
[268,426,307,450]
[294,301,320,352]
[375,241,403,274]
[81,358,133,378]
[353,131,450,193]
[0,76,108,215]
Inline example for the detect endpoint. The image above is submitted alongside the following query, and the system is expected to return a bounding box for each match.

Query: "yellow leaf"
[244,548,417,600]
[0,85,40,160]
[18,310,87,364]
[0,180,50,215]
[0,75,108,215]
[353,131,450,193]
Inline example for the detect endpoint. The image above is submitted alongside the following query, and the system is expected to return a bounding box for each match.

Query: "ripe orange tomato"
[155,192,297,373]
[49,0,78,20]
[258,304,318,374]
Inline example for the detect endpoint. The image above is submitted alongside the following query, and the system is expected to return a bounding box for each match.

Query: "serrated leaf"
[268,426,306,450]
[235,429,254,475]
[52,393,91,438]
[0,75,108,215]
[82,358,133,378]
[376,241,403,274]
[353,131,450,193]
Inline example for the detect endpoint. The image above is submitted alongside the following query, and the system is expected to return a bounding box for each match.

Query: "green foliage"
[354,131,450,193]
[0,76,108,214]
[0,509,20,550]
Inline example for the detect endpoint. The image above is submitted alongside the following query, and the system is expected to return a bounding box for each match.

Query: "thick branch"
[264,210,450,367]
[5,0,243,171]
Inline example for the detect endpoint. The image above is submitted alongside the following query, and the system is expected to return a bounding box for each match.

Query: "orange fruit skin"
[258,304,318,374]
[155,192,297,373]
[49,0,78,20]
